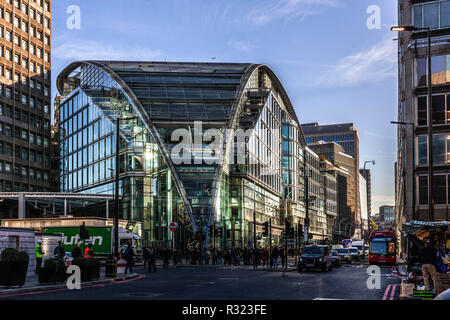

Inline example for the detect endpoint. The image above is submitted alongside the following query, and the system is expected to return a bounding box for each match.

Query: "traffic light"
[263,221,269,237]
[218,227,223,238]
[298,224,303,238]
[80,224,90,240]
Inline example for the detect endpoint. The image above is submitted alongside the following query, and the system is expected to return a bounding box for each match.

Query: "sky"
[50,0,399,215]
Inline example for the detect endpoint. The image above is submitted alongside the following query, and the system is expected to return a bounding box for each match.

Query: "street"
[0,261,401,300]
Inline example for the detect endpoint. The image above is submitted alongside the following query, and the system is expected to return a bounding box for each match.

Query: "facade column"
[18,193,25,219]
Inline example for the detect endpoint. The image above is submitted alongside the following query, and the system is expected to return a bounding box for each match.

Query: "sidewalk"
[0,268,141,296]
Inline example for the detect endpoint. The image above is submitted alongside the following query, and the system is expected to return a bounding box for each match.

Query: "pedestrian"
[124,244,135,274]
[280,248,286,268]
[273,246,279,268]
[163,248,170,269]
[35,240,44,274]
[142,246,150,269]
[71,243,82,259]
[53,240,65,259]
[420,240,438,291]
[84,243,94,258]
[148,247,157,272]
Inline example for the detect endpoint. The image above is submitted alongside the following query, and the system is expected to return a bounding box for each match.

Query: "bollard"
[117,259,127,274]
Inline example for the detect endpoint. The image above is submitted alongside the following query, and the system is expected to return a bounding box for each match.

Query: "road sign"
[169,222,178,232]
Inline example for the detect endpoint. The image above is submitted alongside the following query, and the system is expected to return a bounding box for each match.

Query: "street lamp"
[391,25,434,222]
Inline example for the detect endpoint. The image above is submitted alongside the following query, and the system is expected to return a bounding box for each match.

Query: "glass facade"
[56,61,336,248]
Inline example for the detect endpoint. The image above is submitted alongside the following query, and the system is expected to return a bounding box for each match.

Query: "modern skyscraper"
[394,0,450,245]
[302,123,361,239]
[0,0,52,217]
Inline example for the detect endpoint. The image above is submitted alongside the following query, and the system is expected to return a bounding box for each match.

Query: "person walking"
[163,248,170,269]
[124,244,135,274]
[273,246,279,268]
[142,246,150,269]
[420,241,438,291]
[53,241,65,260]
[35,240,44,274]
[148,247,157,272]
[84,243,94,258]
[71,243,82,259]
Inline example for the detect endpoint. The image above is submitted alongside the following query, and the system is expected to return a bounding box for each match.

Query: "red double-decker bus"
[368,231,396,265]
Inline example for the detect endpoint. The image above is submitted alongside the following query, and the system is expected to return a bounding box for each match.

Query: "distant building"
[359,173,369,240]
[307,141,356,240]
[359,169,372,218]
[302,123,361,239]
[373,205,395,231]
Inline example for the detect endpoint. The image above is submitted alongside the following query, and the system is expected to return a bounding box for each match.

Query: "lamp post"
[391,25,434,222]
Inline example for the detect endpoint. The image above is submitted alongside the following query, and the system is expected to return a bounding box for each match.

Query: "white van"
[351,240,365,258]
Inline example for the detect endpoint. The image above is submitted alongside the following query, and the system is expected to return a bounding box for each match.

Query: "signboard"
[43,227,112,255]
[169,222,178,232]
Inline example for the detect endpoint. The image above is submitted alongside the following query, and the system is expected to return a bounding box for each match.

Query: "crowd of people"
[141,245,300,271]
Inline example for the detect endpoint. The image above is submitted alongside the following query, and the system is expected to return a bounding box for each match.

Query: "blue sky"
[51,0,399,214]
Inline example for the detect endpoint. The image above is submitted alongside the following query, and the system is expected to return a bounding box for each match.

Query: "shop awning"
[402,220,450,236]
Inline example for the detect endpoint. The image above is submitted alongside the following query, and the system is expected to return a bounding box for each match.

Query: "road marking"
[382,284,392,300]
[390,284,399,300]
[184,284,201,287]
[200,282,216,285]
[314,298,343,300]
[218,278,239,280]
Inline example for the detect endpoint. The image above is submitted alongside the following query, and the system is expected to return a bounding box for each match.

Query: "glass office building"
[56,61,309,248]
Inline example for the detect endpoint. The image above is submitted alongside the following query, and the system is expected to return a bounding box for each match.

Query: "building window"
[412,0,450,29]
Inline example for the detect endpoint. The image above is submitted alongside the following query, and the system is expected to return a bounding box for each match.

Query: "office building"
[54,60,323,248]
[394,0,450,253]
[0,0,52,218]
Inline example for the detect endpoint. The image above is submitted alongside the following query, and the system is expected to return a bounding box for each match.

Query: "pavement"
[0,267,140,296]
[0,258,403,300]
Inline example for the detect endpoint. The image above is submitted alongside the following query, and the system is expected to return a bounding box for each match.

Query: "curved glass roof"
[57,61,305,231]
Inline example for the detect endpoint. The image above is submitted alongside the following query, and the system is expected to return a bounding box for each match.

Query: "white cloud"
[227,40,254,52]
[315,35,397,87]
[53,40,163,61]
[245,0,341,25]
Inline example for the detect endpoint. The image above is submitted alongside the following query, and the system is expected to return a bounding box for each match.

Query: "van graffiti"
[62,234,103,246]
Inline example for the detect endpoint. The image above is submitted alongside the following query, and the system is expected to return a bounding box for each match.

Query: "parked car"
[336,248,352,264]
[348,247,360,261]
[331,250,342,267]
[298,245,333,272]
[331,244,343,250]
